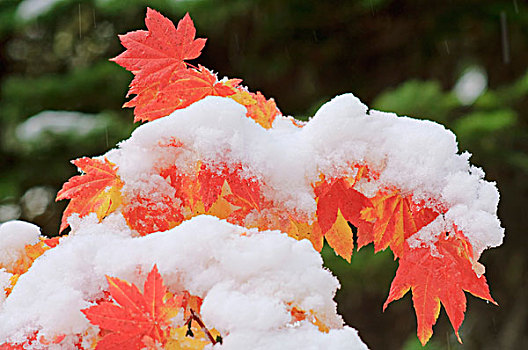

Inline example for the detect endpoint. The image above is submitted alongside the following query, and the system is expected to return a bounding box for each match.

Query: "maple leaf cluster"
[81,265,220,350]
[111,9,279,128]
[3,260,331,350]
[56,158,493,346]
[1,236,58,298]
[0,8,496,348]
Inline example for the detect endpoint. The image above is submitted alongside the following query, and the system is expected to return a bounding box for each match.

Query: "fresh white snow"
[0,92,504,349]
[109,94,503,258]
[0,214,368,349]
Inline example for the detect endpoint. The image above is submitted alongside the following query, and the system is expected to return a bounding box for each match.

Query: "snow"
[0,220,41,267]
[0,215,368,349]
[16,0,65,21]
[219,324,368,350]
[0,269,12,304]
[16,111,105,142]
[0,90,505,348]
[107,94,503,258]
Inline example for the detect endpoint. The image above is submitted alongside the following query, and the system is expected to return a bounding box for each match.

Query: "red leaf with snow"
[122,194,183,236]
[56,157,123,232]
[361,190,438,257]
[223,168,263,224]
[198,164,226,212]
[228,89,280,129]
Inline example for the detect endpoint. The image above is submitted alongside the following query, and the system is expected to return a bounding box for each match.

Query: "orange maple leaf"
[313,177,372,261]
[228,89,280,129]
[4,236,60,296]
[56,157,123,232]
[288,304,329,333]
[360,190,438,258]
[7,237,57,275]
[383,234,496,345]
[112,9,207,122]
[82,265,182,349]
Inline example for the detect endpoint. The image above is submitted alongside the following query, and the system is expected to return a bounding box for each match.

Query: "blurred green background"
[0,0,526,348]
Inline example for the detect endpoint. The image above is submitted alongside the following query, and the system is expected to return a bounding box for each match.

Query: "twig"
[185,308,221,345]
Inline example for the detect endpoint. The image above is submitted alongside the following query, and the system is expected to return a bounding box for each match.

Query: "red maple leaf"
[56,157,123,232]
[167,65,241,109]
[360,190,438,258]
[383,234,496,345]
[197,164,226,212]
[160,165,201,213]
[113,9,282,127]
[196,163,263,222]
[313,177,372,261]
[82,265,182,349]
[112,9,205,77]
[112,9,207,122]
[223,167,263,224]
[122,194,183,236]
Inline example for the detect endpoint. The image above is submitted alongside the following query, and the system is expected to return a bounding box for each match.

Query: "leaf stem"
[188,308,220,345]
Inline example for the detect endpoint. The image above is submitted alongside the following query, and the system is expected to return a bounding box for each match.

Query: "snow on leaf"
[123,66,240,123]
[383,234,496,345]
[82,265,182,349]
[42,8,501,347]
[228,89,280,129]
[160,165,202,214]
[122,193,183,236]
[224,170,263,223]
[361,190,438,258]
[56,157,123,232]
[4,237,60,297]
[38,334,66,346]
[197,164,226,212]
[113,9,281,126]
[287,305,330,333]
[195,163,264,225]
[6,238,56,275]
[0,331,56,349]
